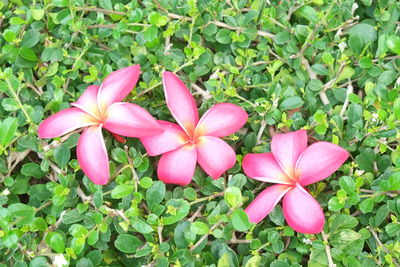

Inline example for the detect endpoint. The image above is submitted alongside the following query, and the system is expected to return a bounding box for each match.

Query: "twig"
[340,80,353,118]
[42,129,82,152]
[189,192,224,205]
[191,83,212,100]
[301,56,330,105]
[321,230,336,267]
[368,226,400,267]
[157,225,163,244]
[188,204,205,222]
[359,189,399,198]
[190,209,233,251]
[256,119,267,145]
[78,6,274,39]
[76,7,126,15]
[124,145,139,192]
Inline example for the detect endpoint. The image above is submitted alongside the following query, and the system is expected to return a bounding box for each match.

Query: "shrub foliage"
[0,0,400,266]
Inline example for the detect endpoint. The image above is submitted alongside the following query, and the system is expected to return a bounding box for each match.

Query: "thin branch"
[188,204,205,223]
[190,209,233,252]
[368,226,400,267]
[189,192,224,205]
[76,7,126,15]
[77,7,274,39]
[124,145,139,192]
[340,80,353,118]
[321,230,335,267]
[301,56,330,105]
[256,119,267,145]
[191,83,212,100]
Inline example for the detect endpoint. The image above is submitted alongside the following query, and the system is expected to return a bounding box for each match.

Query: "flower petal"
[296,142,349,186]
[245,184,291,224]
[97,65,140,110]
[271,129,308,178]
[77,126,109,185]
[140,121,188,156]
[162,71,198,135]
[282,185,325,234]
[157,144,197,185]
[71,85,102,119]
[243,153,292,184]
[194,103,248,137]
[38,108,98,138]
[103,102,163,138]
[196,136,236,179]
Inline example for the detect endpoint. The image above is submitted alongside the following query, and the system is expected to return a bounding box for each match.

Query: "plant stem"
[189,191,224,205]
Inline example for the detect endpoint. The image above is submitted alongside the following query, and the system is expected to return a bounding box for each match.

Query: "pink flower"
[243,130,349,234]
[38,65,163,185]
[140,72,248,185]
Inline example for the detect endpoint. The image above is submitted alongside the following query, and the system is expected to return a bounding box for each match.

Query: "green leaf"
[146,181,165,210]
[279,96,304,110]
[54,145,70,168]
[0,117,18,147]
[347,23,377,46]
[3,30,16,42]
[216,29,232,44]
[21,163,46,179]
[295,6,318,24]
[131,217,153,234]
[360,198,374,213]
[19,47,38,61]
[359,57,372,68]
[69,224,88,238]
[231,209,250,231]
[114,234,143,253]
[190,221,209,235]
[307,79,323,92]
[2,98,19,112]
[111,184,134,199]
[21,29,40,48]
[386,35,400,55]
[45,232,65,253]
[330,229,361,248]
[163,199,190,225]
[87,231,99,246]
[139,177,153,189]
[224,187,242,208]
[31,9,45,20]
[111,147,127,164]
[339,176,355,194]
[8,203,36,225]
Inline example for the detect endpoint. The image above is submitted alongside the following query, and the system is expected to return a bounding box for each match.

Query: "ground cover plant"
[0,0,400,266]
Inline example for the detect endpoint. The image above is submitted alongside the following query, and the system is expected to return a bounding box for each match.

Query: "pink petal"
[162,72,198,136]
[77,126,109,185]
[245,184,291,223]
[103,102,163,138]
[38,108,98,138]
[271,130,308,178]
[71,85,102,119]
[140,121,188,156]
[194,103,248,138]
[243,153,292,184]
[196,136,236,179]
[296,142,349,186]
[157,144,197,185]
[97,65,140,110]
[282,185,325,234]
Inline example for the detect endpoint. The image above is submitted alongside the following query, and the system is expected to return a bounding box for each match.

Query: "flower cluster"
[39,66,349,234]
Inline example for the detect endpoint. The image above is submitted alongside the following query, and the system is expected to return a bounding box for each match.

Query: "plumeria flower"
[140,72,248,185]
[38,65,163,185]
[243,130,349,234]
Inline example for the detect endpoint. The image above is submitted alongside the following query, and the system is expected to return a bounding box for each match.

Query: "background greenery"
[0,0,399,266]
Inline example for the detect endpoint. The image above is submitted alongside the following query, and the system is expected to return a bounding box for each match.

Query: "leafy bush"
[0,0,400,266]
